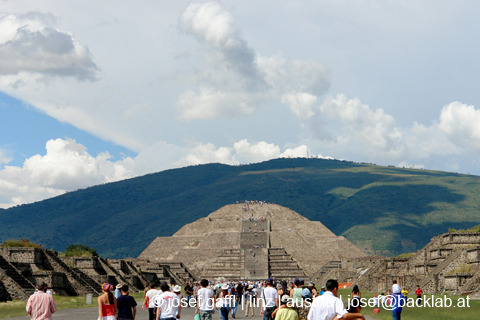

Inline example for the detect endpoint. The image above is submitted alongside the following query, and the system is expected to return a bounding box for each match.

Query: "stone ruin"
[0,246,197,301]
[4,202,478,300]
[310,231,480,299]
[139,203,367,280]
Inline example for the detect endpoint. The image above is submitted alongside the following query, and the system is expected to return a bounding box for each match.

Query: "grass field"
[0,292,144,319]
[337,289,479,320]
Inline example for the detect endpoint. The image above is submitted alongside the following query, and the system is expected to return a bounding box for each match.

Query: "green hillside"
[1,158,479,258]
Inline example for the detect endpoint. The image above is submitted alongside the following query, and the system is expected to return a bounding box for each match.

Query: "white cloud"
[438,102,480,150]
[233,139,280,163]
[0,13,98,81]
[279,145,309,158]
[281,93,317,120]
[176,2,330,120]
[0,137,309,208]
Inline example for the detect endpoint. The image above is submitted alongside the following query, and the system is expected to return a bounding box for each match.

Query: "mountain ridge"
[1,158,479,258]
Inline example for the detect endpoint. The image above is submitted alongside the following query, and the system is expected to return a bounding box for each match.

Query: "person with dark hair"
[346,297,362,314]
[142,283,151,311]
[185,282,193,307]
[117,285,137,320]
[196,279,215,320]
[98,283,117,320]
[307,280,364,320]
[273,295,298,320]
[144,282,159,320]
[278,280,290,299]
[415,285,423,306]
[261,278,279,320]
[290,279,302,305]
[26,281,57,320]
[351,285,361,299]
[156,282,180,320]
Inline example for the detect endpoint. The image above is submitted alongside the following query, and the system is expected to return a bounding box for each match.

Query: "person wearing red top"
[415,285,423,306]
[99,283,117,320]
[26,281,57,320]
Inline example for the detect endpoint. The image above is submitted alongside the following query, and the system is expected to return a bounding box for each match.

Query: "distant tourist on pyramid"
[98,283,117,320]
[26,281,57,320]
[307,279,364,320]
[196,279,215,320]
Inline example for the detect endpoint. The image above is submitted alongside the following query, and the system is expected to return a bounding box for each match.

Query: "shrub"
[1,239,42,248]
[65,244,98,257]
[449,224,480,233]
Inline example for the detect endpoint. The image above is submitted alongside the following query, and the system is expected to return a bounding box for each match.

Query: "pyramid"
[139,203,367,279]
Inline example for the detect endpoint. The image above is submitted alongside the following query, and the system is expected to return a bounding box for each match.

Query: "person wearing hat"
[244,285,255,317]
[261,278,278,320]
[273,295,297,320]
[218,283,233,320]
[115,284,123,299]
[117,285,137,320]
[319,287,325,296]
[173,285,183,316]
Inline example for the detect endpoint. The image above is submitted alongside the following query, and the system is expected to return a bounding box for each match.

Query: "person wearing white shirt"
[196,279,215,320]
[156,282,180,320]
[307,280,364,320]
[260,279,279,320]
[144,283,159,320]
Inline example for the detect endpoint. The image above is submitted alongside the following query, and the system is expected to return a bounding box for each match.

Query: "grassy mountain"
[1,158,479,258]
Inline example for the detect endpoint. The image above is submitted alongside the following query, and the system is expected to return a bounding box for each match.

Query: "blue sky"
[0,0,479,207]
[1,92,136,168]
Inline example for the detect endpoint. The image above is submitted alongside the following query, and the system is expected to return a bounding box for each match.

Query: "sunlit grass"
[0,292,144,319]
[337,288,479,320]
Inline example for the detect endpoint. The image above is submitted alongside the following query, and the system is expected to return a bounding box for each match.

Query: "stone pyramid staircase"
[43,249,97,295]
[0,254,35,300]
[268,248,305,280]
[418,250,463,293]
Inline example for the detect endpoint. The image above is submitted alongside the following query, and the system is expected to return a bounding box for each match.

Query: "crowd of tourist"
[24,276,417,320]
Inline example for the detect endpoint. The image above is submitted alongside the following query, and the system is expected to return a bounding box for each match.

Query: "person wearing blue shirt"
[115,284,122,299]
[391,287,405,320]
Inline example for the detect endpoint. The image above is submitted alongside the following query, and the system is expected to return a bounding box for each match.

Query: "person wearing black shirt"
[117,285,137,320]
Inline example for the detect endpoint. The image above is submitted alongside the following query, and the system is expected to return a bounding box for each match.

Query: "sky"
[0,0,479,208]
